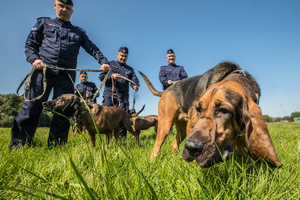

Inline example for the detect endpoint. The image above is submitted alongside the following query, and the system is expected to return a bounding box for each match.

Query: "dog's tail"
[139,71,163,97]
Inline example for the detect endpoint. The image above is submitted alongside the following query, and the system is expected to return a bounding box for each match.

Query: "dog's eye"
[195,105,201,113]
[217,108,230,116]
[195,107,202,118]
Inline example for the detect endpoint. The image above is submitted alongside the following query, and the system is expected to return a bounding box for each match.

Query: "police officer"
[9,0,110,150]
[75,71,98,103]
[159,49,188,90]
[99,47,140,138]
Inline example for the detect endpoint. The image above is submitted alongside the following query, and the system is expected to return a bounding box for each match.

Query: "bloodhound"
[139,61,282,168]
[42,94,139,146]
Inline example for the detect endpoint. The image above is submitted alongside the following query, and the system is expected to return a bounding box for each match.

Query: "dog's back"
[132,115,158,134]
[166,61,241,113]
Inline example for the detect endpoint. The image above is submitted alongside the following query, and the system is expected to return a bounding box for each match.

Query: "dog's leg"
[123,116,139,145]
[106,132,112,144]
[73,125,78,135]
[151,120,172,158]
[131,130,140,139]
[113,129,120,140]
[171,120,187,152]
[151,92,179,159]
[89,132,96,147]
[154,122,158,134]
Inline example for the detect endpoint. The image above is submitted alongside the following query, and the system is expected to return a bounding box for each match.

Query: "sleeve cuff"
[100,58,109,65]
[26,55,40,64]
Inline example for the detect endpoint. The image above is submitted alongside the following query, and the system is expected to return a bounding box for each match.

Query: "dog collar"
[77,109,88,118]
[237,131,245,137]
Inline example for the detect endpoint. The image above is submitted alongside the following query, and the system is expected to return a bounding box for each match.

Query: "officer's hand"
[86,91,92,98]
[100,64,110,72]
[32,59,44,70]
[133,86,139,91]
[112,73,120,80]
[167,80,173,85]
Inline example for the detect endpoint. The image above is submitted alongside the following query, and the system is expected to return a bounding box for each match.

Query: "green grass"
[0,123,299,199]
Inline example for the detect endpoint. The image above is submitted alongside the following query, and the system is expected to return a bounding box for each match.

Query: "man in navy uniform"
[99,47,140,138]
[9,0,110,150]
[75,71,98,103]
[159,49,188,90]
[159,49,187,134]
[74,71,98,134]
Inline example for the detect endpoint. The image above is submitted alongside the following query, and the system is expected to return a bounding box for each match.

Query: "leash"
[47,65,105,73]
[17,66,48,103]
[17,64,109,103]
[110,74,137,106]
[91,69,110,102]
[132,90,137,110]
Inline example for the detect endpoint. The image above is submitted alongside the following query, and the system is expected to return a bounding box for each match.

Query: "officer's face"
[117,52,128,64]
[166,53,176,65]
[79,74,88,83]
[54,0,73,22]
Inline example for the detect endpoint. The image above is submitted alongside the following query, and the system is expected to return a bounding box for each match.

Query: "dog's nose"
[184,140,204,155]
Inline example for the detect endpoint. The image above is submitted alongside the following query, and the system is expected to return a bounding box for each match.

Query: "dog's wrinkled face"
[182,81,246,168]
[42,94,80,117]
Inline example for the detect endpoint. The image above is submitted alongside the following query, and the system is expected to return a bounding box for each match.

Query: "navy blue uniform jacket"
[25,17,108,79]
[159,64,188,90]
[99,60,140,99]
[75,81,98,102]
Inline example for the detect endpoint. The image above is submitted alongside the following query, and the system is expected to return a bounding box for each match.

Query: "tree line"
[0,93,299,127]
[263,112,300,123]
[0,93,53,127]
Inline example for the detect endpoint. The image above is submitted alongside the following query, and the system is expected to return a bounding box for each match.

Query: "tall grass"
[0,123,299,199]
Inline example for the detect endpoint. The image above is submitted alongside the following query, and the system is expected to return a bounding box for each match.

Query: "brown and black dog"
[129,105,159,137]
[132,115,158,136]
[42,94,138,146]
[139,61,282,168]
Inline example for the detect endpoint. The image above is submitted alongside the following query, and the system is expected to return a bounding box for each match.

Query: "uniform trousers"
[9,69,74,150]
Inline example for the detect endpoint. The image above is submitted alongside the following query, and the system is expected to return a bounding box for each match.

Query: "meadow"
[0,123,299,199]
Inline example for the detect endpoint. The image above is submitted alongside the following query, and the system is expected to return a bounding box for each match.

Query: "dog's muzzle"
[42,101,54,111]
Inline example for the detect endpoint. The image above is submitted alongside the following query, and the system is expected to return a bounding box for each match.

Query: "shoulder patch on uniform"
[37,17,50,20]
[74,26,86,33]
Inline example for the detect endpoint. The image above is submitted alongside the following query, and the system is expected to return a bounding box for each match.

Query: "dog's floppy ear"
[243,98,282,167]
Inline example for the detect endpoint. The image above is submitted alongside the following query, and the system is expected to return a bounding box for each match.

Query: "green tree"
[0,93,53,127]
[38,110,53,127]
[290,111,300,122]
[282,116,291,122]
[0,94,23,127]
[263,115,273,123]
[273,117,282,123]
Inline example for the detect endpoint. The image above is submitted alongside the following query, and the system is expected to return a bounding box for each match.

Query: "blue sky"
[0,0,299,117]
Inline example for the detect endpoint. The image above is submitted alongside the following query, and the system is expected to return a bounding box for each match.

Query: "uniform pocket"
[165,69,172,79]
[69,32,80,45]
[44,26,57,39]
